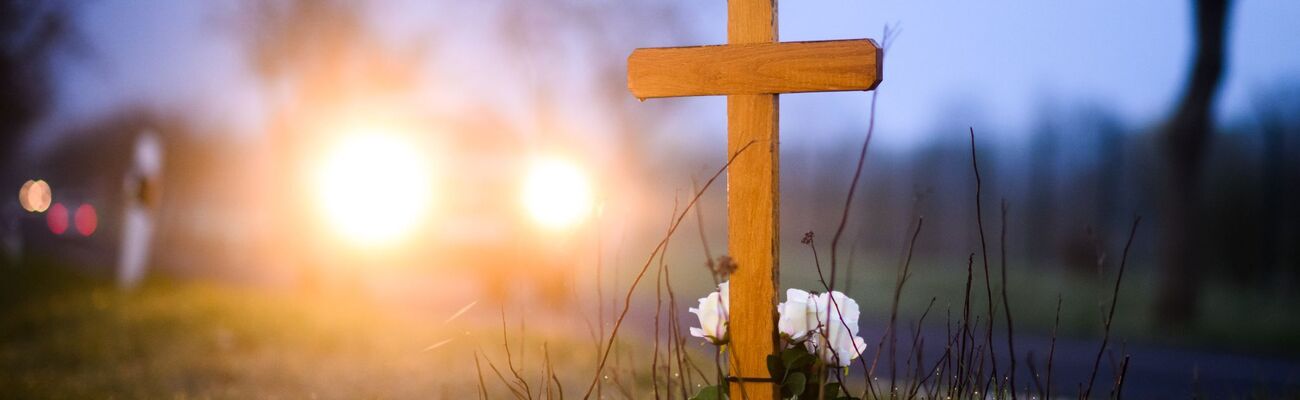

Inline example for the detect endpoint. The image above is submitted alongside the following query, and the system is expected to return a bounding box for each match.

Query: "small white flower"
[777,288,818,341]
[689,281,729,345]
[808,290,867,367]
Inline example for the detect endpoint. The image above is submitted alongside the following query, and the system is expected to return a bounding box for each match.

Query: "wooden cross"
[627,1,880,397]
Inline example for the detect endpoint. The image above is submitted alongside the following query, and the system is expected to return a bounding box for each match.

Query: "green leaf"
[780,348,801,368]
[767,354,785,379]
[690,384,727,400]
[793,354,816,370]
[781,348,816,370]
[823,382,842,398]
[784,372,807,396]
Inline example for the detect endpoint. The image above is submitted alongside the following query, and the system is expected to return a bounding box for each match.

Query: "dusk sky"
[42,1,1300,151]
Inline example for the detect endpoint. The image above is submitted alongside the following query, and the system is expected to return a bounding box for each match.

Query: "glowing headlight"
[314,133,432,247]
[522,158,594,230]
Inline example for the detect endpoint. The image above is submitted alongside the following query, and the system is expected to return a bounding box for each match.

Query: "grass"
[0,264,438,397]
[0,261,676,398]
[2,241,1294,398]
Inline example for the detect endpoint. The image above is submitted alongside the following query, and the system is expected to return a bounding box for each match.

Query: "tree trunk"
[1156,0,1231,326]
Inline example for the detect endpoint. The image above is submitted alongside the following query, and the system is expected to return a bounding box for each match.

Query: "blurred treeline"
[778,87,1300,304]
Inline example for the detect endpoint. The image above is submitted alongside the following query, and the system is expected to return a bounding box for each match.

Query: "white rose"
[809,290,867,367]
[777,288,818,341]
[689,281,729,345]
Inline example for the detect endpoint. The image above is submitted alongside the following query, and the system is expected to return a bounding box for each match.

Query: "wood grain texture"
[727,1,780,399]
[727,94,780,399]
[627,39,881,99]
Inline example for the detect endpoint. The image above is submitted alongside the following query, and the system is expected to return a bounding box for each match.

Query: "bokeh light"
[19,179,52,213]
[75,204,98,236]
[46,203,68,235]
[522,158,594,230]
[314,132,433,247]
[18,181,31,210]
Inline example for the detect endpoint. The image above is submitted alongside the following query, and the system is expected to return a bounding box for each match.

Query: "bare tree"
[1156,0,1231,326]
[0,1,82,162]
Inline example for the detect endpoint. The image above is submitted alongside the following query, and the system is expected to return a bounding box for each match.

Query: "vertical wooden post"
[628,1,880,397]
[727,0,780,398]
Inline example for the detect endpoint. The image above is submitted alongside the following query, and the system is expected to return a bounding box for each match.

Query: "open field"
[0,262,691,398]
[3,253,1299,398]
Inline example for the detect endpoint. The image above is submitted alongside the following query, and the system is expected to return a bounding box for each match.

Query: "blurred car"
[8,109,599,305]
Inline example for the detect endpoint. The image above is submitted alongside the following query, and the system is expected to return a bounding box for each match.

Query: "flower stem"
[715,345,724,391]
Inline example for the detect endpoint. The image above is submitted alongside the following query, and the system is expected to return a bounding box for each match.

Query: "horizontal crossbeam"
[627,39,881,99]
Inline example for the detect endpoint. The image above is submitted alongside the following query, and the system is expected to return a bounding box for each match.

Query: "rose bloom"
[778,288,819,341]
[808,290,867,367]
[689,281,730,345]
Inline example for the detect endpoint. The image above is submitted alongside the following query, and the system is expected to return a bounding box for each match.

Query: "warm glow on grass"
[522,158,593,230]
[315,132,432,247]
